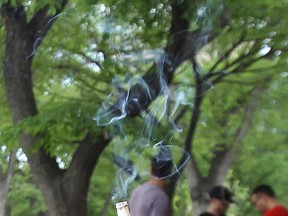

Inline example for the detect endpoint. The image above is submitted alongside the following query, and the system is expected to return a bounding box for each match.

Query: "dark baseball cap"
[209,186,235,204]
[151,145,173,178]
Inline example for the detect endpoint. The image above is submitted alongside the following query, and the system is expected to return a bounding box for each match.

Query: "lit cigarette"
[115,201,130,216]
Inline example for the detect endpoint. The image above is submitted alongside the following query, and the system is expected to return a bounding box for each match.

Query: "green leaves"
[9,166,47,216]
[0,0,288,215]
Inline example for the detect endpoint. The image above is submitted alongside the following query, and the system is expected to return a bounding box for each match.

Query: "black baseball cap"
[151,145,173,178]
[209,186,235,204]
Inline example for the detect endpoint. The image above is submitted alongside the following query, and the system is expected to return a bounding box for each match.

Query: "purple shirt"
[129,182,172,216]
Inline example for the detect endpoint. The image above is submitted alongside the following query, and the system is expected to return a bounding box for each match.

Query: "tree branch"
[112,2,220,118]
[209,48,273,85]
[77,51,103,70]
[6,150,17,187]
[65,132,111,187]
[208,34,246,74]
[183,60,206,180]
[207,85,264,184]
[27,0,68,51]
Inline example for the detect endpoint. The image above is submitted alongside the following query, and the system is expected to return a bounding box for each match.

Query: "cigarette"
[115,201,130,216]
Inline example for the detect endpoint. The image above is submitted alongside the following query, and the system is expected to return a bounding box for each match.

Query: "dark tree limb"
[65,132,111,187]
[61,132,111,215]
[207,85,263,183]
[208,33,246,74]
[116,2,221,118]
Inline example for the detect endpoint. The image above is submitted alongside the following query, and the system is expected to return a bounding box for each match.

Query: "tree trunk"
[186,86,263,215]
[0,151,17,216]
[100,185,114,216]
[1,3,110,216]
[0,191,10,216]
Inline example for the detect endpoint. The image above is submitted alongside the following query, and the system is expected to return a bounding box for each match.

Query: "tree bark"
[100,185,114,216]
[115,2,220,118]
[1,2,110,216]
[186,85,263,216]
[0,151,16,216]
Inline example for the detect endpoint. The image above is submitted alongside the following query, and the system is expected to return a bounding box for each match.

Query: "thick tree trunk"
[1,3,110,216]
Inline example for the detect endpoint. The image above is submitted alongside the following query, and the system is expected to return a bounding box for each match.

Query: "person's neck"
[149,178,165,187]
[267,198,280,211]
[207,206,220,216]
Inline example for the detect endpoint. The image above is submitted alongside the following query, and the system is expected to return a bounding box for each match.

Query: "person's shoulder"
[265,205,288,216]
[273,205,288,212]
[278,205,288,212]
[132,182,150,190]
[131,182,162,197]
[199,212,215,216]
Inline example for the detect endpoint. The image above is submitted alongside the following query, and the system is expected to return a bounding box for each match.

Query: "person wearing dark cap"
[251,184,288,216]
[129,146,173,216]
[200,185,235,216]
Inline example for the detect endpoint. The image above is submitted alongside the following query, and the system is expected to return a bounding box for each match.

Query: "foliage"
[0,0,288,215]
[9,165,47,216]
[172,176,193,215]
[230,73,288,216]
[87,147,116,216]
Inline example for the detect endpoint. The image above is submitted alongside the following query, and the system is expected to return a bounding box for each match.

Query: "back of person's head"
[252,184,276,198]
[151,145,173,178]
[209,185,235,205]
